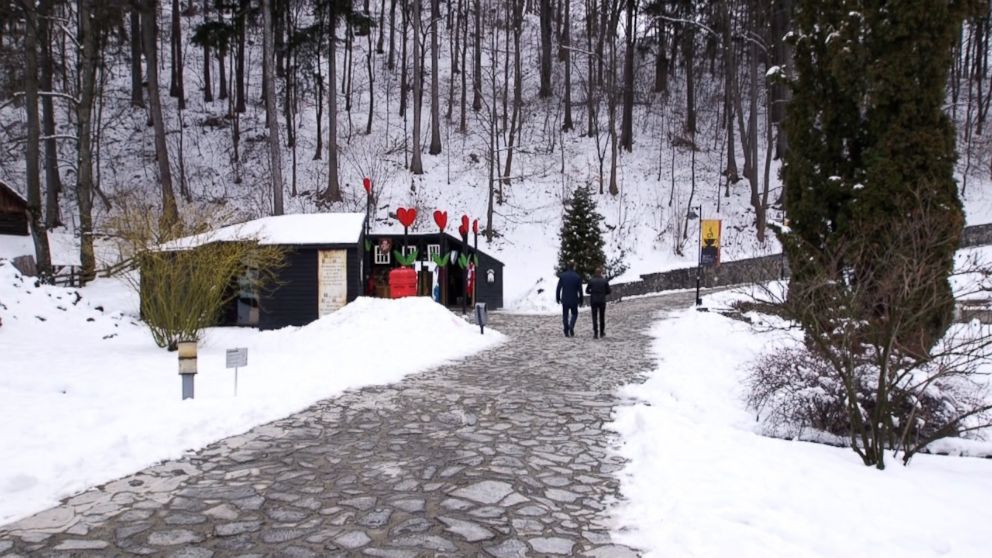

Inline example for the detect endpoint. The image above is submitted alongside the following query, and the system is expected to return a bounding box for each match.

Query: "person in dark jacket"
[556,262,583,337]
[586,267,611,339]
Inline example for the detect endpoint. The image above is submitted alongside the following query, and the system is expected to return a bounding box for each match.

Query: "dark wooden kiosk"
[0,181,29,236]
[366,232,504,310]
[154,213,367,330]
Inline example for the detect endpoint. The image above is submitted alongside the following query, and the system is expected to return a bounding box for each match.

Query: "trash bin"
[389,267,417,298]
[474,302,488,334]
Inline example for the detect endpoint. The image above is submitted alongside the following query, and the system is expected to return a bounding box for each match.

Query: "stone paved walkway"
[0,292,692,557]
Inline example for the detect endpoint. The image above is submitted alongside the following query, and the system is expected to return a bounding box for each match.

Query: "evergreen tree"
[779,0,974,468]
[557,186,606,279]
[782,0,969,347]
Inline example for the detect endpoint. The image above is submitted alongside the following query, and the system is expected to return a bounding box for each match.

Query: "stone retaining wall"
[610,223,992,301]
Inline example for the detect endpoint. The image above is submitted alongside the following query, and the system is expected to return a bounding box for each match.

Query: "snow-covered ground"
[609,287,992,558]
[0,260,504,525]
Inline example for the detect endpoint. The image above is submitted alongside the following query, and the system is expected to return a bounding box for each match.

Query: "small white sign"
[226,347,248,368]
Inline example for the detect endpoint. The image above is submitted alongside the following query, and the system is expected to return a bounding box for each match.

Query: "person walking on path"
[586,267,611,339]
[556,262,583,337]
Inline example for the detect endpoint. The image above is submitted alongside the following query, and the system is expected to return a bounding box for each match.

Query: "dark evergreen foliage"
[781,0,969,350]
[557,186,606,280]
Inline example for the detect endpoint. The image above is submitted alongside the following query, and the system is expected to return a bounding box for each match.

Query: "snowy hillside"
[0,3,988,312]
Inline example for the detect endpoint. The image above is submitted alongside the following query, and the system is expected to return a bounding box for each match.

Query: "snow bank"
[0,260,504,525]
[609,294,992,558]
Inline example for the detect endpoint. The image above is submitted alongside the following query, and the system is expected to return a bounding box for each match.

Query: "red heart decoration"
[396,207,417,228]
[362,177,372,194]
[459,215,469,237]
[472,219,479,235]
[433,210,448,231]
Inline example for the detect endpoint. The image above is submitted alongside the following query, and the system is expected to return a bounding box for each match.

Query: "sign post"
[696,217,722,306]
[226,347,248,396]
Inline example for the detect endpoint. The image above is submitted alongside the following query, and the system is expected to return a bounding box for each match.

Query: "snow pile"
[609,292,992,558]
[0,261,504,525]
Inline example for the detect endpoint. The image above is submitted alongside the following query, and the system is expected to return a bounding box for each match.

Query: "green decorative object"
[458,253,470,270]
[432,253,449,267]
[364,239,372,252]
[392,248,418,267]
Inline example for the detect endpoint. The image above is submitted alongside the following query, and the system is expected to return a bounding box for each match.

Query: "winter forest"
[1,0,992,284]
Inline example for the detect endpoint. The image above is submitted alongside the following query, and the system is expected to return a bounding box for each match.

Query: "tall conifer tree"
[557,186,606,279]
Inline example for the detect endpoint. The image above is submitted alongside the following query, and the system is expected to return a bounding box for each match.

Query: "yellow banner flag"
[700,219,721,266]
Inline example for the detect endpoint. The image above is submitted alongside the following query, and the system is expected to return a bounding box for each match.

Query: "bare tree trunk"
[40,0,62,228]
[130,8,144,107]
[721,0,738,184]
[502,0,523,189]
[22,0,53,279]
[770,0,792,158]
[473,0,482,111]
[619,0,635,151]
[324,6,343,201]
[235,0,246,113]
[539,0,553,97]
[745,12,763,242]
[684,21,696,136]
[411,0,424,173]
[459,0,468,132]
[366,18,375,134]
[377,0,387,53]
[143,0,180,232]
[202,0,213,102]
[262,0,284,215]
[585,0,596,137]
[429,0,442,154]
[169,0,184,108]
[400,0,408,117]
[218,43,228,100]
[608,1,620,194]
[562,0,573,131]
[654,24,668,94]
[388,0,397,70]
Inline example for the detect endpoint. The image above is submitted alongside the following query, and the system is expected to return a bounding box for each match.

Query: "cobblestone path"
[1,292,692,557]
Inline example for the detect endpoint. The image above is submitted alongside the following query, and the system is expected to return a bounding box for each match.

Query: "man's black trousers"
[591,302,606,335]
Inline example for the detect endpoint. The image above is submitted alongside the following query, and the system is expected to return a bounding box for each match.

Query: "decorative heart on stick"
[396,207,417,228]
[458,215,469,237]
[472,219,479,235]
[362,177,372,194]
[433,210,448,231]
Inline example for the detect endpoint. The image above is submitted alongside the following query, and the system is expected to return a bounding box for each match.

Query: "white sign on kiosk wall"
[318,250,348,316]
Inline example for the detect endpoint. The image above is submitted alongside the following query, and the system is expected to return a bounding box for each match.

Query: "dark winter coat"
[586,276,611,305]
[556,270,584,307]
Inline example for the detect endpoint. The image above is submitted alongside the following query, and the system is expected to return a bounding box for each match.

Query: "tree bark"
[202,0,213,102]
[169,0,184,108]
[323,4,343,202]
[77,0,106,278]
[720,0,738,184]
[429,0,442,154]
[21,0,53,279]
[40,0,62,228]
[562,0,573,131]
[262,0,284,215]
[619,0,635,151]
[130,7,144,107]
[472,0,482,111]
[684,20,696,136]
[502,0,523,189]
[142,0,180,233]
[235,0,246,113]
[388,0,397,69]
[411,0,424,173]
[539,0,553,97]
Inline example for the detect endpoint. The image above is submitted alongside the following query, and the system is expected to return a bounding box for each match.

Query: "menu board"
[318,250,348,316]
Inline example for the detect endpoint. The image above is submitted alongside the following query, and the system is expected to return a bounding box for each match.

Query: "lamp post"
[687,205,703,306]
[363,177,372,294]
